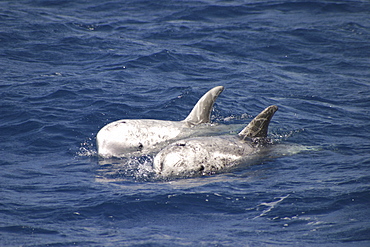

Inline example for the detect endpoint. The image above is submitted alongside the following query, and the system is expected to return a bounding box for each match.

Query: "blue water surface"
[1,0,370,246]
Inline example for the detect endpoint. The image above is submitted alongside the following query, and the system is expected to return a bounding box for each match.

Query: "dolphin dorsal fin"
[183,86,224,126]
[238,105,278,139]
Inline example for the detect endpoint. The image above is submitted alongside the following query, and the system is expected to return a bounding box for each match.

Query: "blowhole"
[137,142,143,151]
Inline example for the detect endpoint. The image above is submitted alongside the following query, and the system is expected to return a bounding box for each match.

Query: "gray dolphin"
[153,105,278,177]
[97,86,224,158]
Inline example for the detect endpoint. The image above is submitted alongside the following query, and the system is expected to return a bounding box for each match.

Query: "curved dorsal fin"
[238,105,278,138]
[183,86,224,126]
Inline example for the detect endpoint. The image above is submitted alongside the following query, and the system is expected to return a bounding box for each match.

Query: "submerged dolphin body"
[153,105,278,177]
[97,86,224,158]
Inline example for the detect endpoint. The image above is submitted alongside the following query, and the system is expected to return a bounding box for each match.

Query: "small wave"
[253,194,290,219]
[0,225,58,235]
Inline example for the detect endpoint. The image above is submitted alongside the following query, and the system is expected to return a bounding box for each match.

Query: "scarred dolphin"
[97,86,225,158]
[153,105,278,177]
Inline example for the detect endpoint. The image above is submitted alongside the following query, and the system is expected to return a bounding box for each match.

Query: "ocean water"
[1,0,369,246]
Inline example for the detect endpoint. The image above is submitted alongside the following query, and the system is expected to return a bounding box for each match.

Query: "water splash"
[96,155,156,182]
[77,137,97,157]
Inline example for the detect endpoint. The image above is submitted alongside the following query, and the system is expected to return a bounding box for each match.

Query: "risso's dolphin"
[97,86,225,158]
[153,105,278,177]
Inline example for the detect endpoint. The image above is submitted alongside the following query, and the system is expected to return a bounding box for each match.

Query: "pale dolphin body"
[97,86,224,158]
[153,105,278,177]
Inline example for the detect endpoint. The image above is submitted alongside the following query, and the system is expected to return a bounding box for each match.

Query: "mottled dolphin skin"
[153,105,278,177]
[97,86,224,158]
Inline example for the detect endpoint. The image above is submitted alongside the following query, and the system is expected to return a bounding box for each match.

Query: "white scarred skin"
[154,136,257,177]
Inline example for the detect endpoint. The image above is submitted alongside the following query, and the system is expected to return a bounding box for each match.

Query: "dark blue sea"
[1,0,369,246]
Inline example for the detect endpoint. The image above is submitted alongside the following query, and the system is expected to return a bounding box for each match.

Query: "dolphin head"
[153,141,210,177]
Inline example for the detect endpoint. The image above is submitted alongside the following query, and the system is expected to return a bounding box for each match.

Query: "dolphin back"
[183,86,224,126]
[238,105,278,139]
